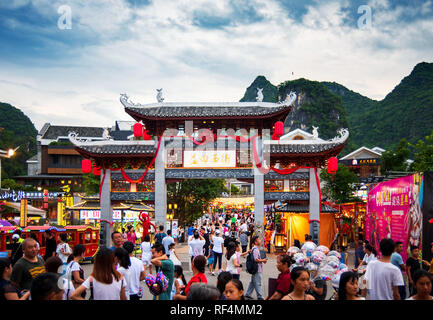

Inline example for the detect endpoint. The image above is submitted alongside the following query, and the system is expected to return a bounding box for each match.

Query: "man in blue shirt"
[162,230,174,257]
[390,241,406,299]
[109,231,123,251]
[354,240,366,268]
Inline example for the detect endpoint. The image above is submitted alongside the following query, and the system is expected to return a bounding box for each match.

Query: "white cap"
[224,231,229,236]
[215,230,221,235]
[12,234,20,240]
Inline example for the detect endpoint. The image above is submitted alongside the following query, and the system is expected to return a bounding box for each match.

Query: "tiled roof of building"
[41,125,105,140]
[265,142,344,154]
[76,144,156,155]
[275,203,338,213]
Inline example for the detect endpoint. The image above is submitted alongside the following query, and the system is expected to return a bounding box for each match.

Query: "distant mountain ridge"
[241,62,433,154]
[0,102,37,180]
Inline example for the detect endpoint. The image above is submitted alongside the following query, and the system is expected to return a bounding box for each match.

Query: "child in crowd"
[207,244,215,275]
[169,243,182,266]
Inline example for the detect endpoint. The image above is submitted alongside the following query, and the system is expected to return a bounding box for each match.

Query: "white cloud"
[0,0,432,131]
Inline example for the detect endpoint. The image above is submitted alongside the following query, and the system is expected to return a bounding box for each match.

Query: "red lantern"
[274,121,284,136]
[92,164,101,176]
[142,130,152,140]
[133,122,143,137]
[82,159,92,174]
[272,132,280,140]
[327,157,338,175]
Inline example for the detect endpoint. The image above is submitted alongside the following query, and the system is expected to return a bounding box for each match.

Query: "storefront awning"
[0,201,46,217]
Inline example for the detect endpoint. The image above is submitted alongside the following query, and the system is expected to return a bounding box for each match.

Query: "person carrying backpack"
[245,236,267,300]
[154,225,167,245]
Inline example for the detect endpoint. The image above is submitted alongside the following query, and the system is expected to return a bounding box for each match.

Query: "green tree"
[320,164,360,204]
[82,173,100,195]
[380,138,411,174]
[167,179,228,226]
[230,184,240,195]
[410,130,433,172]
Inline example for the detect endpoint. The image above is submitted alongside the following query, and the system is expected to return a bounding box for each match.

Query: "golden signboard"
[183,150,236,168]
[20,199,27,227]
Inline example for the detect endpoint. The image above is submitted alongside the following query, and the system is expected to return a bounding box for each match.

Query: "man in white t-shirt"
[240,221,248,233]
[162,230,175,257]
[123,241,145,301]
[210,230,225,276]
[365,238,404,300]
[188,231,205,262]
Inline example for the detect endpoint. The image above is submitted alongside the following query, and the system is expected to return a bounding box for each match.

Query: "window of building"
[264,180,284,192]
[136,180,155,192]
[111,180,131,192]
[289,179,309,192]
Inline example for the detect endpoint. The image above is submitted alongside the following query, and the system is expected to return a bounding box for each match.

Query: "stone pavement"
[81,244,357,300]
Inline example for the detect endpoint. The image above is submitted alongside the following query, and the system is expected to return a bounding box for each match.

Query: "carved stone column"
[155,137,167,230]
[253,137,265,249]
[309,168,320,244]
[100,168,112,247]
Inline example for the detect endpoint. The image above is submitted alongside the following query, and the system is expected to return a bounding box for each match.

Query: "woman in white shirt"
[225,242,247,279]
[140,234,153,274]
[56,233,72,275]
[352,244,377,297]
[71,247,127,300]
[211,230,225,276]
[114,247,131,300]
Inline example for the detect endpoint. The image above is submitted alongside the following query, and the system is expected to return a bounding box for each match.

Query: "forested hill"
[242,62,433,154]
[240,76,355,153]
[0,102,37,179]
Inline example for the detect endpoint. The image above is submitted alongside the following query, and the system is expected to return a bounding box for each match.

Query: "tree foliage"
[167,179,228,226]
[410,130,433,172]
[0,102,37,182]
[380,138,410,173]
[320,164,360,204]
[82,173,100,195]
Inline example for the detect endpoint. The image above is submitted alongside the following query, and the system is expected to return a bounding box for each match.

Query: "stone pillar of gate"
[100,168,112,247]
[253,137,265,249]
[155,137,167,231]
[309,168,320,244]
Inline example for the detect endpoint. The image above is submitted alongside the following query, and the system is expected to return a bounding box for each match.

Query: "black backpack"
[246,247,258,274]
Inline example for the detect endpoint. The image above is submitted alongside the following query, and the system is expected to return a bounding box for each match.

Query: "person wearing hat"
[211,230,224,276]
[6,234,23,266]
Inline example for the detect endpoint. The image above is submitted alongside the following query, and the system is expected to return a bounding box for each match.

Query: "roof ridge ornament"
[279,91,297,107]
[312,126,319,140]
[103,128,113,141]
[156,88,164,103]
[328,128,349,143]
[256,88,264,102]
[68,131,91,145]
[120,93,139,107]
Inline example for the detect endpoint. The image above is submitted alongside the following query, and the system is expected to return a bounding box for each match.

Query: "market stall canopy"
[0,201,46,217]
[0,220,13,227]
[211,197,255,206]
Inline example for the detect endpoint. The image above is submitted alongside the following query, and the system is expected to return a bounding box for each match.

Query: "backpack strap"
[89,276,94,300]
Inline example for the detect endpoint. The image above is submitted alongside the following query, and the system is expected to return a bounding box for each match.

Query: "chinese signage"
[183,150,236,168]
[366,174,422,261]
[0,191,64,202]
[79,210,141,221]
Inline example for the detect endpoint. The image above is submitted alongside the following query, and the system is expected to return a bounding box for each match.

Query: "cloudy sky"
[1,0,433,131]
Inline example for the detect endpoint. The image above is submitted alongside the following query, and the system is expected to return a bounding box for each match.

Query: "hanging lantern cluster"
[82,159,92,174]
[327,157,338,175]
[82,159,101,176]
[272,121,284,140]
[133,122,143,138]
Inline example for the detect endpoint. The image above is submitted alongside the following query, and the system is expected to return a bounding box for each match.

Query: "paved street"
[80,243,356,300]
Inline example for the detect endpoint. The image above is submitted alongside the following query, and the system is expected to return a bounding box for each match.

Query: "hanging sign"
[183,150,236,168]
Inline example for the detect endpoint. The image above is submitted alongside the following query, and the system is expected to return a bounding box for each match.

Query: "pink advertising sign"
[366,174,422,262]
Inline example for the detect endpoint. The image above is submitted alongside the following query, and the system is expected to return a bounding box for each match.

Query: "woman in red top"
[267,254,291,300]
[173,255,207,300]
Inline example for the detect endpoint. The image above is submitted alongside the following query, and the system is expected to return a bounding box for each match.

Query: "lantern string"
[120,137,162,184]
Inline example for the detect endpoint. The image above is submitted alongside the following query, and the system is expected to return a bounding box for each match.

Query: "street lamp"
[0,147,19,190]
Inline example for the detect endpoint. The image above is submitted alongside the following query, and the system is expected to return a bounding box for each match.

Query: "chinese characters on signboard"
[183,150,236,168]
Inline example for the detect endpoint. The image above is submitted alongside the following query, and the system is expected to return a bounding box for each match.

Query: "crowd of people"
[0,210,432,301]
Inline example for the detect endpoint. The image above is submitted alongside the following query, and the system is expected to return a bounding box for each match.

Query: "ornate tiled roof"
[265,142,344,154]
[120,94,295,119]
[275,203,338,213]
[75,144,156,155]
[41,125,105,139]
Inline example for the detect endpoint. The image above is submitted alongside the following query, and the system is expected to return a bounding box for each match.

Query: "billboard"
[366,174,422,261]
